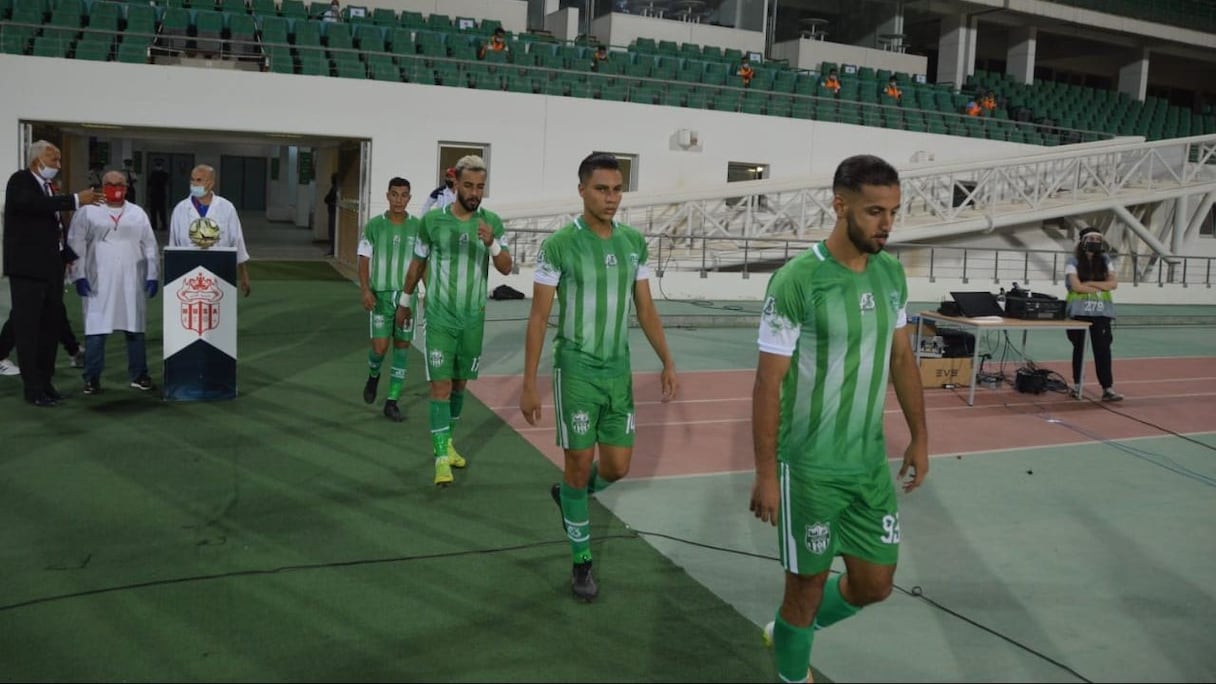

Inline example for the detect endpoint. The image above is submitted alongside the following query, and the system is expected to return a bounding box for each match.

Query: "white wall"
[0,54,1031,221]
[772,38,929,76]
[345,0,529,33]
[592,12,764,53]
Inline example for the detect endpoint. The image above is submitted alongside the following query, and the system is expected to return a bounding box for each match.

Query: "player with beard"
[398,155,512,486]
[750,154,928,682]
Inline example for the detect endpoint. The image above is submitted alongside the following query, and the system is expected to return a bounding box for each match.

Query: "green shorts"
[552,366,635,451]
[424,315,485,381]
[370,290,416,342]
[776,461,900,575]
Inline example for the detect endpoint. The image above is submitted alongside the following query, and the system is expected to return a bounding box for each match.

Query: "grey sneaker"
[70,351,85,368]
[1101,389,1123,402]
[82,377,102,395]
[571,561,598,602]
[0,358,19,376]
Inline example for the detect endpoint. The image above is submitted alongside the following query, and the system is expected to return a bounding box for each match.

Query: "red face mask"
[103,186,126,203]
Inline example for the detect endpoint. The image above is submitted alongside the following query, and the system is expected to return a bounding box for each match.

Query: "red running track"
[473,357,1216,479]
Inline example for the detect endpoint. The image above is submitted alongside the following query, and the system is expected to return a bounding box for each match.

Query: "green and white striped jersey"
[357,213,421,292]
[535,218,650,372]
[414,205,507,328]
[757,242,908,474]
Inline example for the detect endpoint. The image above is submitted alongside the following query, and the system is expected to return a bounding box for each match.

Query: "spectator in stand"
[883,76,902,104]
[591,44,609,72]
[737,54,755,88]
[821,68,841,98]
[981,90,997,112]
[478,27,510,60]
[965,98,982,116]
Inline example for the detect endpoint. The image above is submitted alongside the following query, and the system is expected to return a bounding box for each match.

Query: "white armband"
[490,241,503,257]
[398,291,413,307]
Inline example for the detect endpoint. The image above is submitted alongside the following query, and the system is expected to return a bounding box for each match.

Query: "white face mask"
[189,184,208,198]
[37,163,59,181]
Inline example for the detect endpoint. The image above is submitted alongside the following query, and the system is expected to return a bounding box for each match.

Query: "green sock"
[449,389,464,437]
[386,346,408,401]
[588,462,615,494]
[367,350,385,377]
[559,482,591,564]
[429,400,451,460]
[814,575,861,630]
[773,613,814,683]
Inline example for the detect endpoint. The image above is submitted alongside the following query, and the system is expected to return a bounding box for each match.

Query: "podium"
[162,247,238,401]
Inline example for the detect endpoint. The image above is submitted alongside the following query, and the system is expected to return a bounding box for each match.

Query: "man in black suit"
[3,140,99,406]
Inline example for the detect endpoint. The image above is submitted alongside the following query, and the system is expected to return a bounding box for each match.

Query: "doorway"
[219,155,268,211]
[147,152,195,204]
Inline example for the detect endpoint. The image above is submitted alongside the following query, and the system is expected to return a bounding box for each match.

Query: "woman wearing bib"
[1065,227,1122,401]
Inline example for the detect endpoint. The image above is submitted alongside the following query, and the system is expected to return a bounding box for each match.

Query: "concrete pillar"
[1006,25,1036,85]
[936,13,975,89]
[1118,47,1150,102]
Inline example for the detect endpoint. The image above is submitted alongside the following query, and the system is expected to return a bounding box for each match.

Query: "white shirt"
[168,194,250,263]
[421,186,455,215]
[67,202,159,335]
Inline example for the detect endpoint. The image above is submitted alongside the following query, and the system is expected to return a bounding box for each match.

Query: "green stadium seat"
[371,7,394,26]
[116,37,148,63]
[250,0,277,15]
[293,18,322,46]
[279,0,306,18]
[369,59,399,81]
[325,21,353,49]
[73,36,112,61]
[334,57,365,78]
[399,10,424,28]
[425,12,451,31]
[353,24,383,52]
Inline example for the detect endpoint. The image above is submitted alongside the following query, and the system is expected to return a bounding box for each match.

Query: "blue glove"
[145,280,158,298]
[74,278,91,297]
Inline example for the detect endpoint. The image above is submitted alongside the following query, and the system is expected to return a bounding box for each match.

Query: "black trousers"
[1066,316,1115,389]
[149,193,168,231]
[8,276,64,399]
[0,304,81,359]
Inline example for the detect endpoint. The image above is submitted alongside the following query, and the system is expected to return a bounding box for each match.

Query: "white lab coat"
[421,186,455,215]
[67,202,159,335]
[168,194,250,263]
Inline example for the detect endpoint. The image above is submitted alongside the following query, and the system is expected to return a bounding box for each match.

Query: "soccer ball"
[189,218,221,249]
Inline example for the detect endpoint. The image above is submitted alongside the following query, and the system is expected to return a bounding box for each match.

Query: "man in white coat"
[168,164,252,297]
[68,170,160,395]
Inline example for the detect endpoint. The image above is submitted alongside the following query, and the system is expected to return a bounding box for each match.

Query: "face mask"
[190,185,208,198]
[38,164,59,181]
[1084,242,1103,254]
[103,186,126,203]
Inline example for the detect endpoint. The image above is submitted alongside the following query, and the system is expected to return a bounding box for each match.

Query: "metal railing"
[496,226,1215,288]
[496,134,1216,257]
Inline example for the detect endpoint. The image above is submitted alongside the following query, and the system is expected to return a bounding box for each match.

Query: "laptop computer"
[950,291,1004,318]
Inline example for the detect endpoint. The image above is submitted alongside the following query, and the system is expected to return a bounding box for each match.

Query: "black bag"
[491,284,525,300]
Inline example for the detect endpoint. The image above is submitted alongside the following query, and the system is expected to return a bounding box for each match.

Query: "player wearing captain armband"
[398,155,512,487]
[168,164,252,297]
